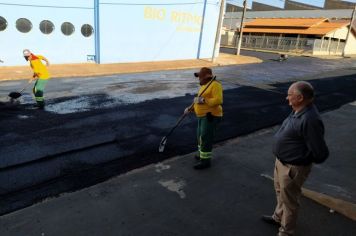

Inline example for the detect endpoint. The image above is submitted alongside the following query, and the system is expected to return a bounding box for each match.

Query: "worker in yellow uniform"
[23,49,50,109]
[185,67,223,169]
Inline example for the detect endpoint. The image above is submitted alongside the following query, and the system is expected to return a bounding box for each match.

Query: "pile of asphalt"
[0,74,355,215]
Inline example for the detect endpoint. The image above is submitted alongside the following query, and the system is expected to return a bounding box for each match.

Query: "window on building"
[40,20,55,34]
[16,18,32,33]
[61,22,75,36]
[81,24,94,37]
[0,16,7,31]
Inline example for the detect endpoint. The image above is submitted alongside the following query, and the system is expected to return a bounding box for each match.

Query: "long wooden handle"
[165,76,217,136]
[19,79,34,93]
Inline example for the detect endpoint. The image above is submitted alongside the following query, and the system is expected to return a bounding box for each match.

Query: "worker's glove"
[194,97,205,104]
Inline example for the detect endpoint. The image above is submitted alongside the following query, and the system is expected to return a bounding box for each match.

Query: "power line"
[0,1,220,9]
[100,1,218,6]
[0,2,94,9]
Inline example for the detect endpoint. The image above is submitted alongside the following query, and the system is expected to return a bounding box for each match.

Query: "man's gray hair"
[293,81,314,100]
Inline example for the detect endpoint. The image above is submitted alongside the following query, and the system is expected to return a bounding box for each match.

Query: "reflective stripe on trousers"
[197,115,221,159]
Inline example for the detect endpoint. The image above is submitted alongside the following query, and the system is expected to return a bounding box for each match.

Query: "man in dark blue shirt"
[262,81,329,236]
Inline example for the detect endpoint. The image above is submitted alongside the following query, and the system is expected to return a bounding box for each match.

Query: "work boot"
[194,158,211,170]
[30,103,45,110]
[261,215,281,227]
[37,101,45,110]
[34,104,45,110]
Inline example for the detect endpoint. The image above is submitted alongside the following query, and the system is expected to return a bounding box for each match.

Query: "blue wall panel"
[99,0,221,63]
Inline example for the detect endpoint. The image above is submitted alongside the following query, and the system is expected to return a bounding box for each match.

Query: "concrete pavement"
[1,102,355,236]
[1,51,355,114]
[1,52,356,214]
[0,53,262,81]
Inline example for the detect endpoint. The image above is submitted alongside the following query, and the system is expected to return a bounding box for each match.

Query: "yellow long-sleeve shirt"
[29,55,50,79]
[194,80,223,117]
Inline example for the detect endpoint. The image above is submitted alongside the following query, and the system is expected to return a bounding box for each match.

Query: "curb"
[261,174,356,222]
[0,55,261,81]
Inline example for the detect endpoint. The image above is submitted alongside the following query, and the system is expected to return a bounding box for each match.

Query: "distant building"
[223,9,354,33]
[226,0,355,11]
[251,2,283,11]
[226,3,244,12]
[224,9,354,20]
[324,0,355,10]
[284,0,322,10]
[222,11,356,56]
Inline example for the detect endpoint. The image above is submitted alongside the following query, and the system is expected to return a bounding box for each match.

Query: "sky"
[227,0,356,8]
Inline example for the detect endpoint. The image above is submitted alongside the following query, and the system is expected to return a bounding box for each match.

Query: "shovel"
[8,79,34,99]
[158,76,216,153]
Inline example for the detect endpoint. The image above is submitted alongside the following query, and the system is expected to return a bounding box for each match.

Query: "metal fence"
[220,31,346,55]
[313,38,345,54]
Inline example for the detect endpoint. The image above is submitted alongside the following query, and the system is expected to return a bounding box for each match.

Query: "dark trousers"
[197,115,221,159]
[33,79,48,107]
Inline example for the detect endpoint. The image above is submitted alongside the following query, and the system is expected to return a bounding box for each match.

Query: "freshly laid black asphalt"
[1,71,356,215]
[1,119,356,236]
[0,50,355,215]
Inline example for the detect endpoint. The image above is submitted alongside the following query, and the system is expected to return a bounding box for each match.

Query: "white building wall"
[344,32,356,55]
[326,26,348,40]
[0,0,95,66]
[1,0,222,66]
[326,25,356,55]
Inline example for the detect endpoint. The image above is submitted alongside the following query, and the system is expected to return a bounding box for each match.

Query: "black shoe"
[194,159,211,170]
[28,104,44,110]
[261,215,281,227]
[194,155,200,161]
[32,104,44,110]
[38,102,45,110]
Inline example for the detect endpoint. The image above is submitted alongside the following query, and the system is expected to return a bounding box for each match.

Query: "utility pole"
[342,4,356,57]
[197,0,208,59]
[236,0,247,55]
[212,0,226,62]
[94,0,100,64]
